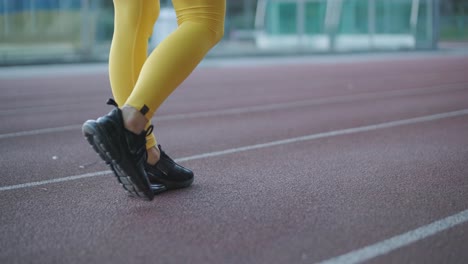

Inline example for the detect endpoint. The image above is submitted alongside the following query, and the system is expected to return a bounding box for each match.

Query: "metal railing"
[254,0,439,51]
[0,0,111,64]
[0,0,446,65]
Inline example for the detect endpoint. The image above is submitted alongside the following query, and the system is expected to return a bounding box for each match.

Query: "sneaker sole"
[82,120,164,200]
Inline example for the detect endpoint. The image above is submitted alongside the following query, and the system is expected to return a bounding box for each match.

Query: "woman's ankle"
[121,105,148,134]
[147,146,161,165]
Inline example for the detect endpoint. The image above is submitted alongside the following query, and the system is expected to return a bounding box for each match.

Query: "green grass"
[440,27,468,41]
[0,11,85,44]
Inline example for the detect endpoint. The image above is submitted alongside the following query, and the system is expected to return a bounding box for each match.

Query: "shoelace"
[107,98,119,107]
[134,129,152,163]
[146,125,154,136]
[135,126,153,162]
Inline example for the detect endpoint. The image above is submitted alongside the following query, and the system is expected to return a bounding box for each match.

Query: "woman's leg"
[123,0,225,122]
[83,0,223,198]
[119,0,224,191]
[108,0,160,153]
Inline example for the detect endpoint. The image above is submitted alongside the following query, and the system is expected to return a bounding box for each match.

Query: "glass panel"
[0,0,443,64]
[305,1,326,34]
[339,0,369,34]
[266,1,298,34]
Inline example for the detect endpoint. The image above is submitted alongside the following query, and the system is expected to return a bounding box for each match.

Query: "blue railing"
[0,0,81,14]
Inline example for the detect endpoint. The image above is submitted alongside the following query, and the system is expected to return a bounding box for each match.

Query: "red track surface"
[1,53,468,263]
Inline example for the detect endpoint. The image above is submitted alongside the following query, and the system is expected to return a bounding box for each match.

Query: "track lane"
[1,54,468,263]
[366,223,468,264]
[1,114,467,263]
[1,56,468,134]
[1,86,468,186]
[1,81,467,139]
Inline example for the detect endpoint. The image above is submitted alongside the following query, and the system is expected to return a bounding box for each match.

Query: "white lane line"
[0,82,466,117]
[317,209,468,264]
[0,63,108,79]
[0,125,82,139]
[1,108,467,192]
[1,82,467,140]
[157,83,467,122]
[175,109,468,162]
[0,171,112,191]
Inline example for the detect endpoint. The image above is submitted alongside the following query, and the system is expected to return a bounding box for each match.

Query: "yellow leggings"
[109,0,225,149]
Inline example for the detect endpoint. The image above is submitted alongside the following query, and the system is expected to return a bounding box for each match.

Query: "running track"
[1,52,468,263]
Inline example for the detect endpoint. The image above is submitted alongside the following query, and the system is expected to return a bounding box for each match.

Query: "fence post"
[80,0,92,60]
[2,0,10,36]
[325,0,343,52]
[368,0,376,49]
[297,0,305,49]
[432,0,440,49]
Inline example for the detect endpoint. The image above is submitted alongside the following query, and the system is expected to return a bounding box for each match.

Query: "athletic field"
[1,52,468,263]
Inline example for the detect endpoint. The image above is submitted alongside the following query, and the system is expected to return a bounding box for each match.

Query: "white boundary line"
[317,209,468,264]
[0,171,112,191]
[1,83,466,140]
[1,108,467,192]
[0,124,82,139]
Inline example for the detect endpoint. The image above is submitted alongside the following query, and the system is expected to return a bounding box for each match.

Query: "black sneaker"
[145,145,194,189]
[82,99,166,200]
